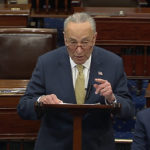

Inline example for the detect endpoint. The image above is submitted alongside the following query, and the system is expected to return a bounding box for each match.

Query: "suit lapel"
[58,48,76,104]
[85,48,106,104]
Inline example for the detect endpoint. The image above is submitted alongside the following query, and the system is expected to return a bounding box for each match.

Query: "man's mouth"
[76,56,84,59]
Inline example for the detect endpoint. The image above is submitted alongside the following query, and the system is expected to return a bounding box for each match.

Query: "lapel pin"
[98,71,103,76]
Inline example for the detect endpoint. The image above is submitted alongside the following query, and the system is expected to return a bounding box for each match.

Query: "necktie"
[75,65,86,104]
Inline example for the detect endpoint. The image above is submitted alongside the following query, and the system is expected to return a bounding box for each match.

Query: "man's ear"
[94,32,97,40]
[93,32,97,44]
[63,32,67,44]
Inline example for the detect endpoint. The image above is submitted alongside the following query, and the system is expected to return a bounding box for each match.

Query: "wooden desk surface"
[0,80,29,88]
[74,7,150,18]
[0,4,31,15]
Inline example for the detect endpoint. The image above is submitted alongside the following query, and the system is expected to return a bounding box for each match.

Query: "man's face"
[64,22,97,64]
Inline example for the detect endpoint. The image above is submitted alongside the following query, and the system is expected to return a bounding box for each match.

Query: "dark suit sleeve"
[113,58,134,119]
[131,112,147,150]
[17,57,45,120]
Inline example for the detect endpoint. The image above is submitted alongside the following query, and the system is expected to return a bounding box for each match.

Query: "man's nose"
[76,44,83,53]
[76,42,82,48]
[76,42,84,49]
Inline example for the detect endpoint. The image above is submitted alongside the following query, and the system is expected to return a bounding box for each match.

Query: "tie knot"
[76,64,84,73]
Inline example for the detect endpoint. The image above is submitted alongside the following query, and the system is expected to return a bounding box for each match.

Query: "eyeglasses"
[66,38,94,49]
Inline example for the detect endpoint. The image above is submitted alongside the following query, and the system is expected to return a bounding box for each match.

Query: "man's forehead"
[66,22,92,30]
[65,22,93,37]
[68,36,91,41]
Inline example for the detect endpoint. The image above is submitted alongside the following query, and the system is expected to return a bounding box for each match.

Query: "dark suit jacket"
[17,46,134,150]
[131,108,150,150]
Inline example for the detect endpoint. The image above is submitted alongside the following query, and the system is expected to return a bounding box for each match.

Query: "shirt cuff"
[105,96,117,105]
[37,95,45,103]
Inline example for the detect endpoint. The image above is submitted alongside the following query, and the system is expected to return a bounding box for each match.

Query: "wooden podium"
[35,102,121,150]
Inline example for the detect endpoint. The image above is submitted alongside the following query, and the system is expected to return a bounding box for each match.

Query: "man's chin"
[74,59,85,64]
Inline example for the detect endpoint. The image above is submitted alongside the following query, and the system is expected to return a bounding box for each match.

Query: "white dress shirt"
[69,55,91,90]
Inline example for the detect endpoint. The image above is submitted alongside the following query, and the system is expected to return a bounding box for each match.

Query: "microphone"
[85,84,92,100]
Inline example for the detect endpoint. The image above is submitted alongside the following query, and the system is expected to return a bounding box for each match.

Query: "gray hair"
[64,12,96,33]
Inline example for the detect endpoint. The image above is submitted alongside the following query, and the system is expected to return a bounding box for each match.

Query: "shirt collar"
[70,55,91,70]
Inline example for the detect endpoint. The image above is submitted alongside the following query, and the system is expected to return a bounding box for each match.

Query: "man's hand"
[93,78,116,104]
[39,94,63,104]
